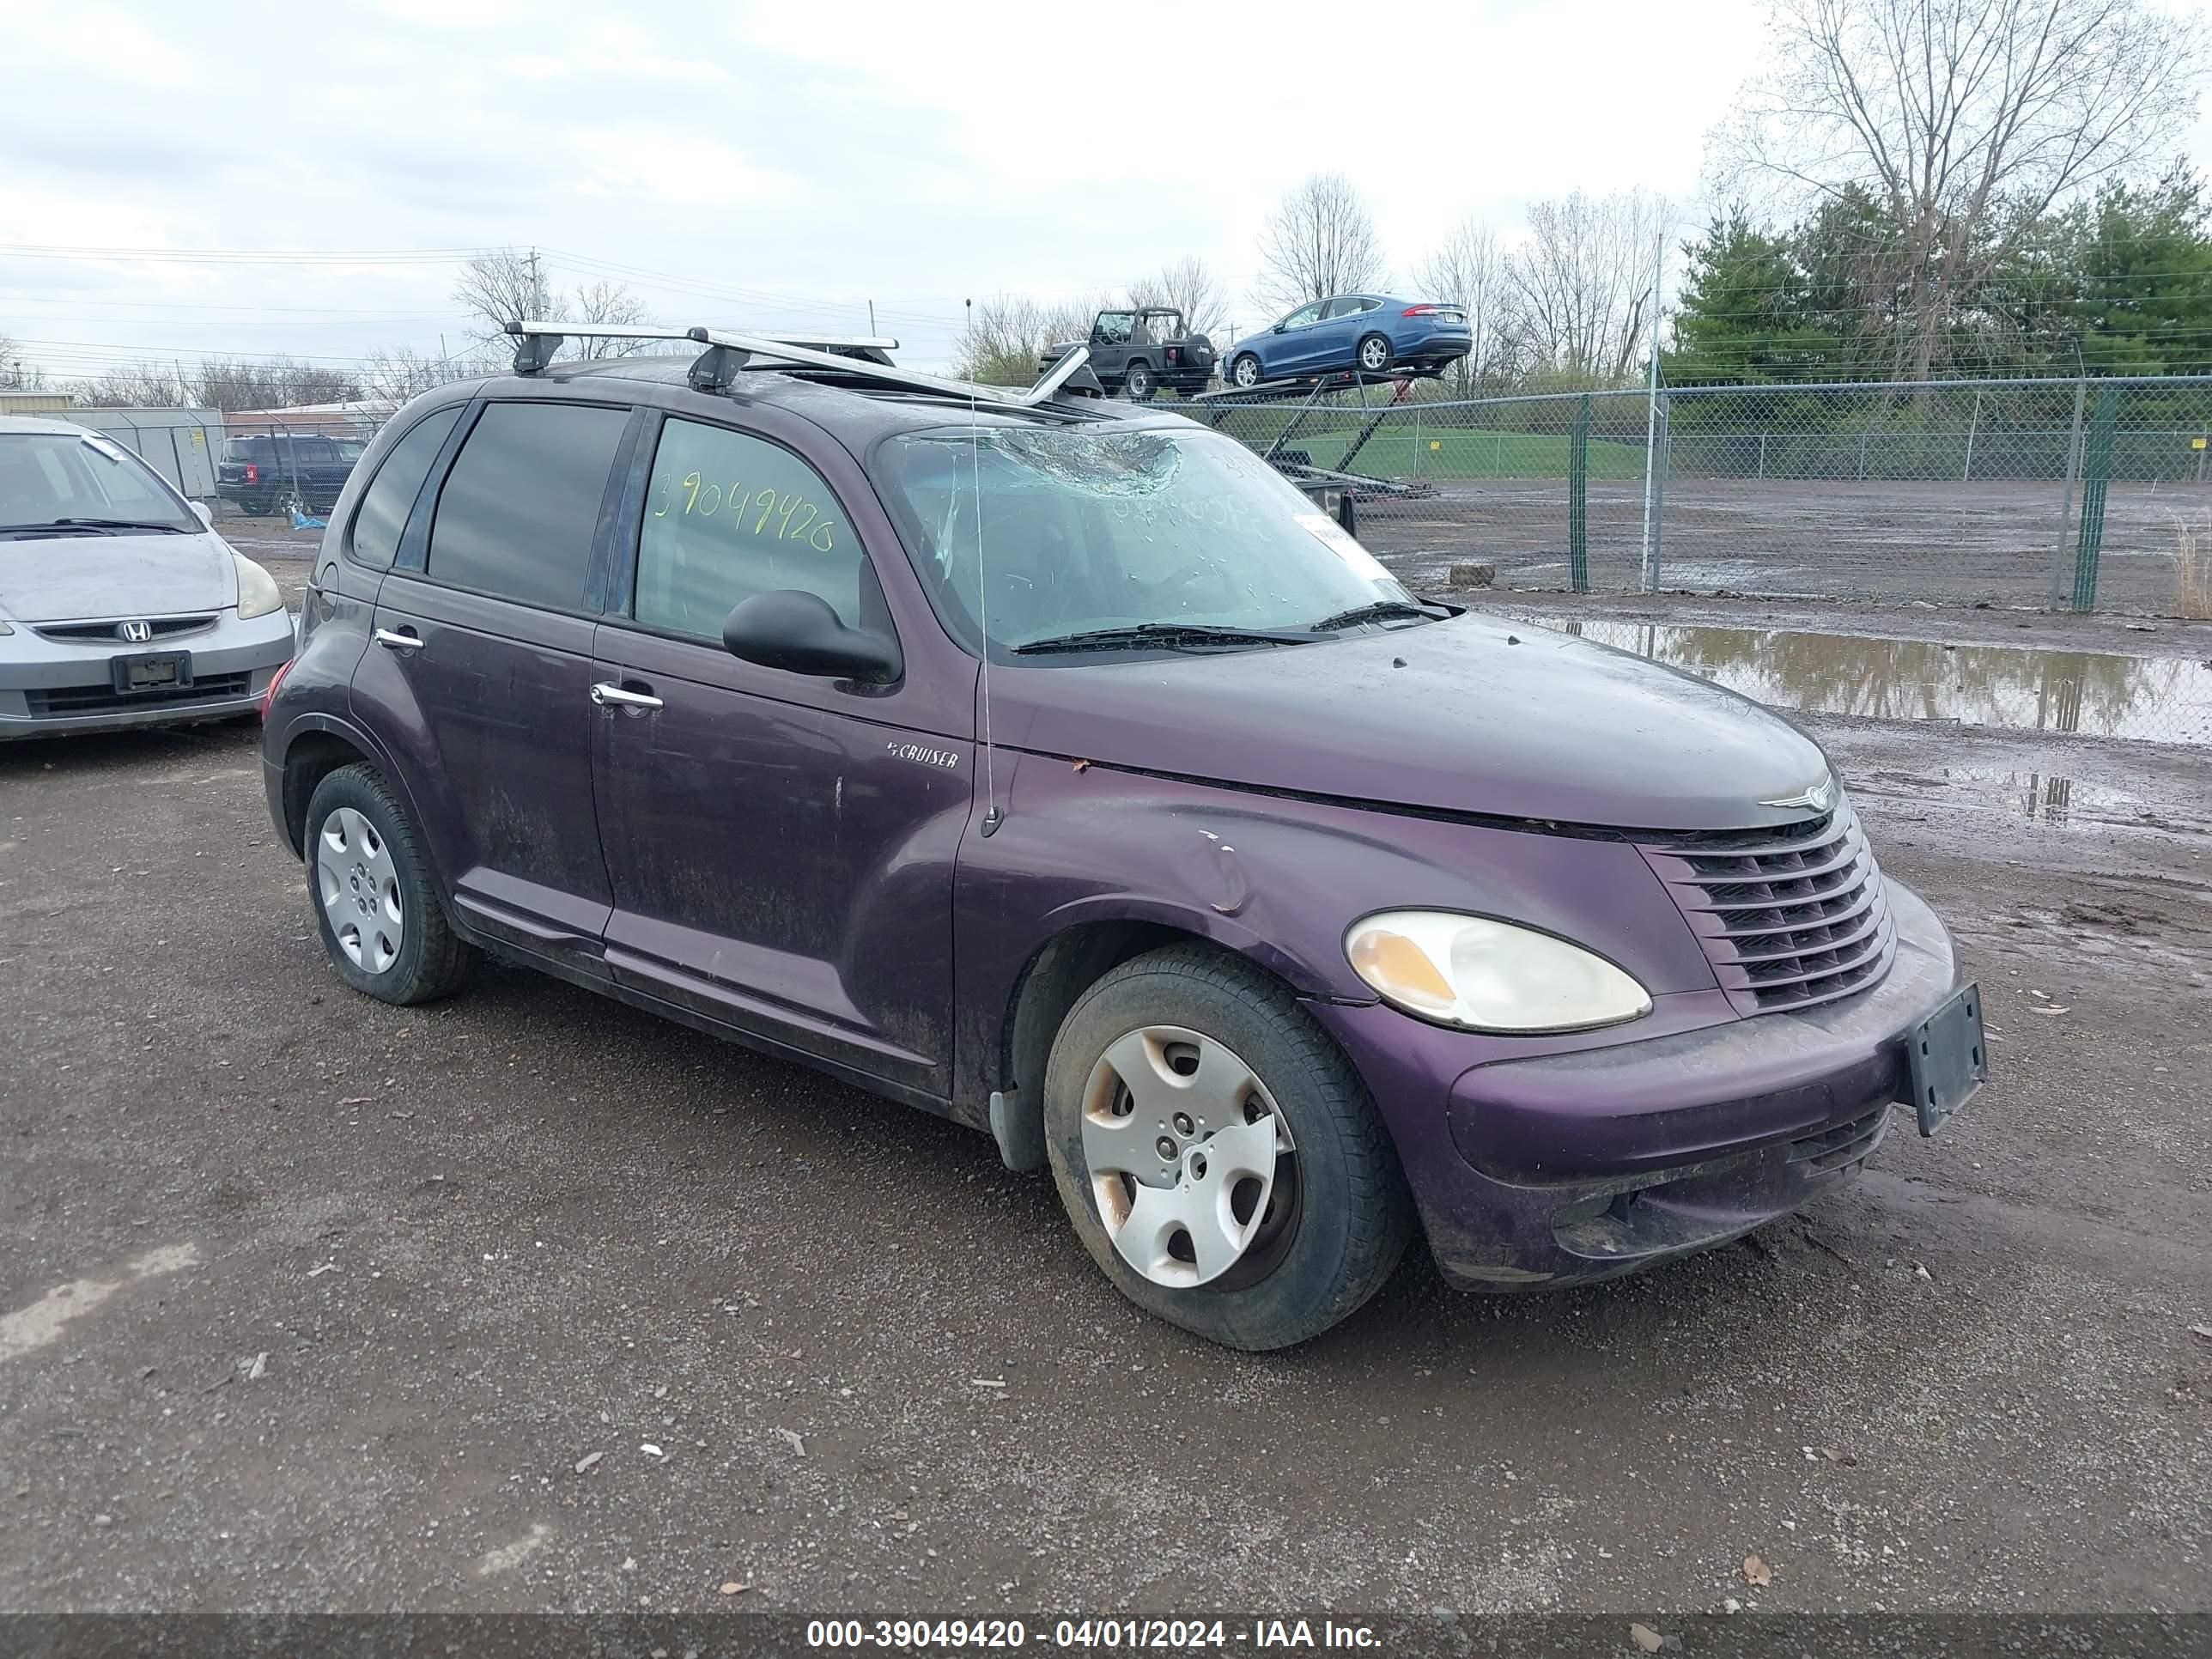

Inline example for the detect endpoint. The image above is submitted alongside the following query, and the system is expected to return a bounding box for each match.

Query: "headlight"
[234,555,283,621]
[1345,910,1652,1034]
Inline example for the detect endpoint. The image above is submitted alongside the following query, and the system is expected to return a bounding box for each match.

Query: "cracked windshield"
[876,425,1419,659]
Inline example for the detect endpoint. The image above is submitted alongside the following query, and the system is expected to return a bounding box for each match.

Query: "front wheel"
[1042,945,1413,1350]
[304,763,475,1005]
[1231,353,1262,389]
[1357,333,1394,374]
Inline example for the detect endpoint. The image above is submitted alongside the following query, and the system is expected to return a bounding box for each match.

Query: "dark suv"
[217,434,357,516]
[261,342,1984,1350]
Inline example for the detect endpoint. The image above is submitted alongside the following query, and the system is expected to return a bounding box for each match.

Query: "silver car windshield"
[0,433,197,534]
[876,424,1413,660]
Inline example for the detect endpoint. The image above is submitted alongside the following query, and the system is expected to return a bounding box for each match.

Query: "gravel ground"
[1359,477,2209,617]
[1,548,2207,1619]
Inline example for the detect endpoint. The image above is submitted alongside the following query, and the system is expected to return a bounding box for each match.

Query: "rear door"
[1317,295,1373,372]
[587,410,969,1097]
[355,397,640,964]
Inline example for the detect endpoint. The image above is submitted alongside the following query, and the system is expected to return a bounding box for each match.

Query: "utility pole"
[527,247,545,321]
[1638,225,1666,592]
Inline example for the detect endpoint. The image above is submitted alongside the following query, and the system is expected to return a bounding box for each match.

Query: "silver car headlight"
[1345,910,1652,1034]
[234,555,283,621]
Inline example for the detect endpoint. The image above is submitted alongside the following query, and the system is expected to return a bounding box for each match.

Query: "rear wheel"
[305,764,475,1006]
[1123,362,1156,401]
[1231,353,1262,390]
[1357,333,1394,374]
[1042,945,1413,1350]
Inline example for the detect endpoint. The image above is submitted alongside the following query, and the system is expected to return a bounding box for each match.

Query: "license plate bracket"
[110,651,191,693]
[1900,981,1987,1137]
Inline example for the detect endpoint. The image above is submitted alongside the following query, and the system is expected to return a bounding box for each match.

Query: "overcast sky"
[5,0,2210,380]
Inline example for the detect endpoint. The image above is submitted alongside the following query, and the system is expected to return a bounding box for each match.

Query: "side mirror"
[723,590,902,685]
[191,501,214,529]
[1272,323,1285,334]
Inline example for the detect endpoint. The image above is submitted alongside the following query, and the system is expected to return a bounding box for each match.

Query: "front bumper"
[0,609,294,739]
[1313,878,1963,1288]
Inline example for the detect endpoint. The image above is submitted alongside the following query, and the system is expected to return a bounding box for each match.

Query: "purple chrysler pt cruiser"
[261,332,1985,1350]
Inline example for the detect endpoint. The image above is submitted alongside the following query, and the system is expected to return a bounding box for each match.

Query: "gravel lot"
[2,548,2208,1619]
[1360,477,2209,616]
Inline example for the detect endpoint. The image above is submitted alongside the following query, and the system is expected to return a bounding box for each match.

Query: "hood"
[0,530,235,623]
[997,612,1834,833]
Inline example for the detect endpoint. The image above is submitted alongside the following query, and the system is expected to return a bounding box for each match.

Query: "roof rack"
[504,320,1091,408]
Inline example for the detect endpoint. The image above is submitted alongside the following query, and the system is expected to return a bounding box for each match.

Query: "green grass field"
[1198,410,1649,481]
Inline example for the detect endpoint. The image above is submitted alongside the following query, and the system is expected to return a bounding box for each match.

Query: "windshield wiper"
[47,517,190,533]
[1307,599,1443,633]
[1011,622,1318,656]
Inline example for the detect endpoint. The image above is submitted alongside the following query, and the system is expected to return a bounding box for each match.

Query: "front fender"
[950,752,1715,1113]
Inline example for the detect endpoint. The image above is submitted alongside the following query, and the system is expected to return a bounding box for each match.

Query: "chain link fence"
[1183,374,2212,617]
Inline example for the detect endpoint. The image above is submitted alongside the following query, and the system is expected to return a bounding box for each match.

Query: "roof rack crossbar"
[503,319,1090,407]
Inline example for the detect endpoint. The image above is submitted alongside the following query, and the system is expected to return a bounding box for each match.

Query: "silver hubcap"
[1081,1025,1294,1288]
[1235,359,1257,386]
[1360,338,1387,369]
[316,806,404,975]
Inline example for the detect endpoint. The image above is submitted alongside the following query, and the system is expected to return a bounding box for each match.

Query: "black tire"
[1357,333,1394,374]
[1123,362,1157,401]
[240,498,270,517]
[1231,353,1263,390]
[303,763,475,1006]
[1042,944,1413,1350]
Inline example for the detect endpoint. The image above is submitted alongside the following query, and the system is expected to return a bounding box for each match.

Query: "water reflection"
[1519,617,2212,746]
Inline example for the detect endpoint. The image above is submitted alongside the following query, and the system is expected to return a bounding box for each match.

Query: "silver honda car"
[1,416,295,738]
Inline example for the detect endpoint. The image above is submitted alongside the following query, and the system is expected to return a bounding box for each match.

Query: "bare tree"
[953,292,1115,385]
[362,343,480,404]
[1127,255,1230,340]
[568,278,653,358]
[453,252,653,361]
[1507,190,1667,383]
[1255,173,1387,313]
[453,250,547,342]
[1415,218,1522,393]
[1712,0,2206,380]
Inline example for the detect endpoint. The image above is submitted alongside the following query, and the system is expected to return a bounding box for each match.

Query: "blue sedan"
[1223,294,1473,390]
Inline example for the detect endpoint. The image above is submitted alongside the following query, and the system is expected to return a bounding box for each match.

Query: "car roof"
[450,355,1180,443]
[0,415,100,439]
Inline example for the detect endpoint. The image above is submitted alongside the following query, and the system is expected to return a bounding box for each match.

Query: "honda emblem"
[118,620,153,644]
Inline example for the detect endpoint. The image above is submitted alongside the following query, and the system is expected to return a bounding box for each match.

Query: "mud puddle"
[1510,614,2212,745]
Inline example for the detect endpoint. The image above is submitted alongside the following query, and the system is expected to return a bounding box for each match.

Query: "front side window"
[634,417,860,638]
[1282,302,1325,329]
[874,423,1415,664]
[0,431,196,536]
[349,405,462,570]
[425,402,629,609]
[1092,313,1135,345]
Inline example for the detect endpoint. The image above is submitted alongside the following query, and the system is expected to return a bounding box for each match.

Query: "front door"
[356,398,636,960]
[1273,301,1329,374]
[589,412,969,1097]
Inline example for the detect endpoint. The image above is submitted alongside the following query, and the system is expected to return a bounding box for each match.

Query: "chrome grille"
[1636,798,1896,1014]
[34,615,216,644]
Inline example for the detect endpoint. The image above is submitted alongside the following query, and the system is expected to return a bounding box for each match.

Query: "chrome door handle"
[374,627,422,651]
[590,682,662,710]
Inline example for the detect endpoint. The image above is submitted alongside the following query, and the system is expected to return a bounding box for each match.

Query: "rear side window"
[348,406,462,570]
[632,417,860,637]
[427,402,629,609]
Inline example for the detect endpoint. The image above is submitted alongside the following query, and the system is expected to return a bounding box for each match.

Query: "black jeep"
[1040,307,1213,401]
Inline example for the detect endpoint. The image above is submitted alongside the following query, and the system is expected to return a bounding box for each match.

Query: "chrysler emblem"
[1761,775,1835,813]
[118,619,153,643]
